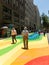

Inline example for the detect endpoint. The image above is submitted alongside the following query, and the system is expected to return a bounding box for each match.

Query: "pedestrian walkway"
[0,33,49,65]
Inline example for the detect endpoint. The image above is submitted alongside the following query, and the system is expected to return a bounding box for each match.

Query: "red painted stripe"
[25,56,49,65]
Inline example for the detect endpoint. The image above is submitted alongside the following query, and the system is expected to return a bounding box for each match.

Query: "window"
[3,0,11,4]
[14,18,18,23]
[16,1,18,7]
[3,6,12,14]
[13,12,19,17]
[22,0,23,3]
[3,0,7,3]
[7,0,10,4]
[20,0,21,2]
[3,15,11,21]
[13,0,16,4]
[13,0,18,7]
[20,0,23,3]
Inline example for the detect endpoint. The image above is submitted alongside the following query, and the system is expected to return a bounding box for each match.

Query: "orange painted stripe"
[11,46,49,65]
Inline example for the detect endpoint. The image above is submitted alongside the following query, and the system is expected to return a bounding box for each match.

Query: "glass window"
[4,0,10,4]
[13,0,16,4]
[16,1,18,6]
[3,15,11,21]
[13,12,19,17]
[13,0,18,7]
[3,6,12,14]
[22,0,23,3]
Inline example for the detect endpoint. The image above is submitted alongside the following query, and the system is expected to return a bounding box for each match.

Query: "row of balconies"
[2,9,24,25]
[1,0,24,8]
[2,5,24,17]
[1,0,20,10]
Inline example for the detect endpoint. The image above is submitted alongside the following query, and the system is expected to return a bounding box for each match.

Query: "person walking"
[47,32,49,44]
[43,28,46,36]
[22,27,29,49]
[33,24,36,32]
[38,29,41,35]
[11,27,17,44]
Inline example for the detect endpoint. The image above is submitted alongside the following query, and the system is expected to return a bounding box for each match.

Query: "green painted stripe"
[3,33,34,40]
[0,34,43,56]
[0,40,22,56]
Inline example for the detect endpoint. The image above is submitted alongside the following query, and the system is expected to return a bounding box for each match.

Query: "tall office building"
[0,0,40,34]
[25,0,40,31]
[33,5,40,30]
[0,0,25,33]
[25,0,34,31]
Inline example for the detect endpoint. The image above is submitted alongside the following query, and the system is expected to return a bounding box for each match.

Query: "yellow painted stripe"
[0,43,24,65]
[0,39,20,49]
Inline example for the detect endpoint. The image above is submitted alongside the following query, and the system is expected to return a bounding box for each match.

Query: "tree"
[41,13,49,28]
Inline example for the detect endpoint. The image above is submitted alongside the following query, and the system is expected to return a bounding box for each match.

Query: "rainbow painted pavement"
[0,33,49,65]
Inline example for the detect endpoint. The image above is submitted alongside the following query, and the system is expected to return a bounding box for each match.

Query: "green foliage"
[41,13,49,28]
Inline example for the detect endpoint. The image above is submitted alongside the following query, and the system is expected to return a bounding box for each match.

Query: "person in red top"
[11,27,17,44]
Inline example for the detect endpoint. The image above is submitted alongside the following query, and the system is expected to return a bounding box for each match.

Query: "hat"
[24,27,27,30]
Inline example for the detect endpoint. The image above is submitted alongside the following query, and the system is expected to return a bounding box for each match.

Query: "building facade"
[33,5,40,30]
[0,0,40,34]
[0,0,25,34]
[25,0,34,31]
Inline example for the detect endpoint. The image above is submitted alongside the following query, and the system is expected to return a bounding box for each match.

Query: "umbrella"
[1,26,8,29]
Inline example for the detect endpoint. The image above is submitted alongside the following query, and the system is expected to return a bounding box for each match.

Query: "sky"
[34,0,49,16]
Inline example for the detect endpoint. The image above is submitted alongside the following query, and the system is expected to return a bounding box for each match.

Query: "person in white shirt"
[11,27,17,44]
[22,27,29,49]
